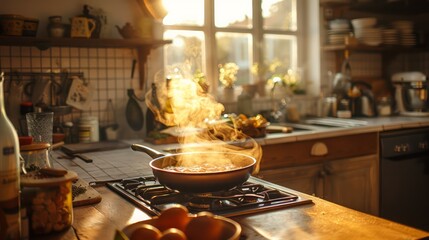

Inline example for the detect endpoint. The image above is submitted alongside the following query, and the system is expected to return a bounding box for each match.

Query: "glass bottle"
[0,71,21,240]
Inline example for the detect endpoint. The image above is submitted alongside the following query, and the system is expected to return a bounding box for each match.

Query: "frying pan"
[131,144,256,193]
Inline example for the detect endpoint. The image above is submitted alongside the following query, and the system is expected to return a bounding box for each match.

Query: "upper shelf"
[320,0,429,15]
[0,36,172,50]
[323,44,429,53]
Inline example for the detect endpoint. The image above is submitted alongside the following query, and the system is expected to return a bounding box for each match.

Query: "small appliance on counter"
[391,71,429,117]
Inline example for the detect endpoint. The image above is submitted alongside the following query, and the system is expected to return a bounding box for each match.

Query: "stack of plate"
[352,18,382,46]
[382,28,399,45]
[392,20,415,47]
[328,19,351,45]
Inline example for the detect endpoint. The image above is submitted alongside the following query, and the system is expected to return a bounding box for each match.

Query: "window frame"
[162,0,305,97]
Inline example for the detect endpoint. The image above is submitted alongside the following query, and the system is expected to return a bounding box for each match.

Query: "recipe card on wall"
[66,76,93,110]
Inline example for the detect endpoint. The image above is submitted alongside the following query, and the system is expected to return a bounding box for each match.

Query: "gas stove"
[106,176,312,217]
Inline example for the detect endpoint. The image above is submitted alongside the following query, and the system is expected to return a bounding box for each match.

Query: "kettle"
[116,22,140,39]
[350,81,377,117]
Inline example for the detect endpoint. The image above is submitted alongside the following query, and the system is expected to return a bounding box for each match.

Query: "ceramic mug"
[71,17,95,38]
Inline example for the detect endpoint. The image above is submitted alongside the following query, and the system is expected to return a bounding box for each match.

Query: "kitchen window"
[162,0,302,97]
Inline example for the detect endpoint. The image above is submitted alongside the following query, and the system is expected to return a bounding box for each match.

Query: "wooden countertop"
[137,116,429,150]
[40,116,429,239]
[38,179,429,240]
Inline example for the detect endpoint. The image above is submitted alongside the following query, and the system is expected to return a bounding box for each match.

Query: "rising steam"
[145,66,262,173]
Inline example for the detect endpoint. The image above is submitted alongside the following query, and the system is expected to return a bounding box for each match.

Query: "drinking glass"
[26,112,54,144]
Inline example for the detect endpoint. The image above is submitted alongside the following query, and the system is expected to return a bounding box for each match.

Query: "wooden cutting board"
[72,179,102,207]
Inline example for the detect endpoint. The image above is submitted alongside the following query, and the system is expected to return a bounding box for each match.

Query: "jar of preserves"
[20,170,77,236]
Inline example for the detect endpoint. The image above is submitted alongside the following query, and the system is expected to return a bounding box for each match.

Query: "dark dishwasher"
[380,127,429,231]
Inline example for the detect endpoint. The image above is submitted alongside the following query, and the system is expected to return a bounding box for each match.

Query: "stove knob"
[394,145,402,152]
[401,144,410,153]
[419,141,429,150]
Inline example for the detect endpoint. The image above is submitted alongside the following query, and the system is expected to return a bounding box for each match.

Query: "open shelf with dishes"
[322,43,429,53]
[0,36,172,50]
[0,36,172,89]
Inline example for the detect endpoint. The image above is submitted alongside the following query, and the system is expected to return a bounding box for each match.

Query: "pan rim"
[149,151,256,175]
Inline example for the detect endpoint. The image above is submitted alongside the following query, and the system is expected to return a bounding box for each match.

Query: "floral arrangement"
[252,59,301,93]
[218,62,239,88]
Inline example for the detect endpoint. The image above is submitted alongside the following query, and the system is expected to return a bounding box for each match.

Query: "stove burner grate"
[107,176,312,217]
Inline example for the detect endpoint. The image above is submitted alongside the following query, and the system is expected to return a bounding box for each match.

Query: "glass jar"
[20,170,77,236]
[78,116,99,143]
[377,97,392,116]
[20,142,51,172]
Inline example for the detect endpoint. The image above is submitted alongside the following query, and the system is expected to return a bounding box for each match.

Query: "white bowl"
[351,18,377,29]
[329,19,350,30]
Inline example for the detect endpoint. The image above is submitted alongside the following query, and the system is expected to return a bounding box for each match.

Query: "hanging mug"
[71,17,95,38]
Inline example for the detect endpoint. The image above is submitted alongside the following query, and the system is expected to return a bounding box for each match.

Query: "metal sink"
[267,117,368,134]
[302,117,368,128]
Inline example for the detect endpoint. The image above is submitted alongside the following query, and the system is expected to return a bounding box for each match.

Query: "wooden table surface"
[33,148,429,240]
[35,180,429,240]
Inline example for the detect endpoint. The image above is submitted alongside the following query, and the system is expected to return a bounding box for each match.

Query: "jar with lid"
[20,142,51,172]
[78,115,99,143]
[20,170,77,236]
[377,97,392,116]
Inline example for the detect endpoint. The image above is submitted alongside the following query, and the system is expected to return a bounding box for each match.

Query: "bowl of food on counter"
[119,204,241,240]
[229,114,269,138]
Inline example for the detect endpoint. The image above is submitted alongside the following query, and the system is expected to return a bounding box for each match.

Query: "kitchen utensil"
[23,75,49,105]
[126,89,144,131]
[131,143,256,193]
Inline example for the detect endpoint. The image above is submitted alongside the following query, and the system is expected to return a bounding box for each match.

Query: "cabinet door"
[323,154,379,215]
[258,163,323,196]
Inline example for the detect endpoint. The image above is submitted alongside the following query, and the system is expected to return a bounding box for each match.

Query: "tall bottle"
[0,71,21,240]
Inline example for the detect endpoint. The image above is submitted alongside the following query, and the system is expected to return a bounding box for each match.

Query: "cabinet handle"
[311,142,328,156]
[324,165,332,175]
[319,169,328,178]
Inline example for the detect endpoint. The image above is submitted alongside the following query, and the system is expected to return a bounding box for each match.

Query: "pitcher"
[71,17,95,38]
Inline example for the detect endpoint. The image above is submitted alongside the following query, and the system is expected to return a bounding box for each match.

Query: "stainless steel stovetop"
[106,176,312,217]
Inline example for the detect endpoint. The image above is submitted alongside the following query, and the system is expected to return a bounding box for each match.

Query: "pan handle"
[131,143,165,159]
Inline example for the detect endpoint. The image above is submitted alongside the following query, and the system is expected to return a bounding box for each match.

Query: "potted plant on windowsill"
[218,62,239,102]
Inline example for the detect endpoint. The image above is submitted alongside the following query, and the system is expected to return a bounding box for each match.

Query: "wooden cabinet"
[258,132,379,215]
[323,154,378,215]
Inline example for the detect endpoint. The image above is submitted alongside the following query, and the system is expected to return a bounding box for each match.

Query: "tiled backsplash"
[0,45,145,140]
